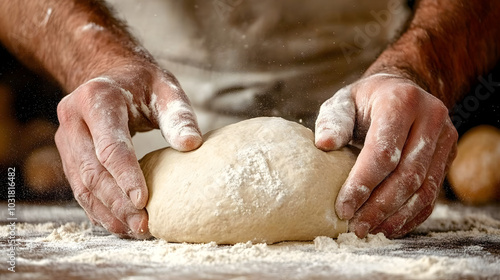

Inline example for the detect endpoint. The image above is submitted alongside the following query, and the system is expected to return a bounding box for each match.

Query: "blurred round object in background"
[23,145,68,195]
[18,119,58,158]
[448,125,500,204]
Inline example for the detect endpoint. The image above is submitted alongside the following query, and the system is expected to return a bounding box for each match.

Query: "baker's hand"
[315,74,458,238]
[55,64,202,239]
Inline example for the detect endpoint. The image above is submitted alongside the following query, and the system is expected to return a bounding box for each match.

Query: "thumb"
[151,73,203,151]
[315,86,356,151]
[158,98,203,151]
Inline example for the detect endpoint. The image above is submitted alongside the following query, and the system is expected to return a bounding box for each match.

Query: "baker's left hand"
[315,74,458,238]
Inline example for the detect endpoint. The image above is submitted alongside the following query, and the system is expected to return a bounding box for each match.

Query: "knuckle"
[56,98,74,125]
[420,179,439,201]
[74,187,93,208]
[54,128,64,147]
[376,204,394,220]
[109,197,125,217]
[80,81,125,114]
[79,160,102,189]
[406,163,427,189]
[397,85,422,108]
[430,100,449,119]
[95,136,129,167]
[446,123,459,143]
[372,142,400,171]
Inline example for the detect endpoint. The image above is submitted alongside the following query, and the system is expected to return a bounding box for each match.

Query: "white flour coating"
[78,77,136,152]
[159,99,199,148]
[161,77,181,92]
[358,185,370,195]
[405,193,420,211]
[315,86,356,149]
[113,128,134,151]
[369,73,402,80]
[83,76,144,136]
[119,87,141,119]
[39,8,53,26]
[149,92,158,117]
[86,76,114,85]
[218,143,287,215]
[372,117,402,166]
[140,100,152,119]
[81,22,105,32]
[391,147,402,164]
[377,129,401,165]
[406,137,428,162]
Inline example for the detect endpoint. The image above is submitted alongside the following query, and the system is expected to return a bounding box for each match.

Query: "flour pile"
[1,203,500,279]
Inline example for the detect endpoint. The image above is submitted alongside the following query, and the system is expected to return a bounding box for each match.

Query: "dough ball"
[448,125,500,204]
[140,117,358,244]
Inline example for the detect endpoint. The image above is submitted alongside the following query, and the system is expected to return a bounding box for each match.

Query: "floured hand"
[315,74,458,238]
[55,65,202,239]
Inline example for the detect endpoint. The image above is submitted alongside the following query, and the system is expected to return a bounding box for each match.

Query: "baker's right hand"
[55,64,202,239]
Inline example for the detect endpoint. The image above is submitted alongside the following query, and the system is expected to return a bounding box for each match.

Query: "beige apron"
[107,0,410,155]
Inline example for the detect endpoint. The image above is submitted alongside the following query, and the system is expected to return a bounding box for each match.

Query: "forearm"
[364,0,500,108]
[0,0,152,92]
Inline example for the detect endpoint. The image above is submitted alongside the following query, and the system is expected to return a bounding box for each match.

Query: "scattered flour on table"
[37,222,92,242]
[314,232,395,251]
[3,203,500,279]
[414,203,500,236]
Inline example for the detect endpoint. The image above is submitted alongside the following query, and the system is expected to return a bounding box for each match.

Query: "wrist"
[363,29,430,87]
[362,27,457,107]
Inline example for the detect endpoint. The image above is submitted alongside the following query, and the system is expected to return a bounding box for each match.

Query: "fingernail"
[130,189,142,209]
[352,222,370,238]
[338,201,355,220]
[174,127,202,152]
[128,214,150,239]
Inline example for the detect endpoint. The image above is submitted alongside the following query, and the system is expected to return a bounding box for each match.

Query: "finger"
[371,121,457,237]
[392,204,434,238]
[77,80,149,209]
[371,176,440,237]
[74,121,150,238]
[153,74,203,152]
[315,86,356,151]
[56,99,150,238]
[348,103,448,237]
[335,92,419,221]
[56,127,130,235]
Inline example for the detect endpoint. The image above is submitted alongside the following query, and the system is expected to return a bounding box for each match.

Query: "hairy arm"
[316,0,500,238]
[0,0,151,92]
[0,0,202,238]
[365,0,500,108]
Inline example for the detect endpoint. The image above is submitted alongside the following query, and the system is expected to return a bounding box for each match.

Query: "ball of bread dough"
[140,117,358,244]
[448,125,500,204]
